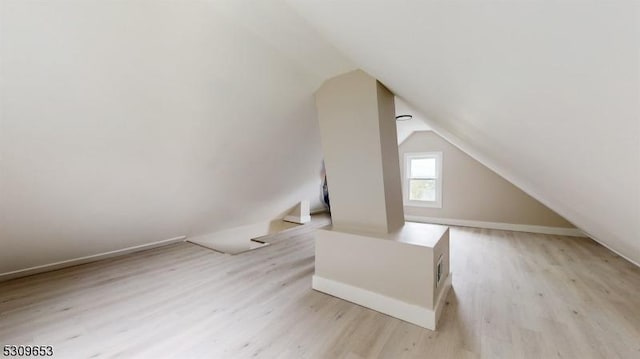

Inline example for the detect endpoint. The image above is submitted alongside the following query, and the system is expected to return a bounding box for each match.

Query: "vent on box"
[436,254,443,287]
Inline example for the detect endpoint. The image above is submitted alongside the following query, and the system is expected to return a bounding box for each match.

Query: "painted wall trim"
[406,215,587,237]
[312,274,452,330]
[433,274,453,327]
[0,235,187,282]
[579,229,640,269]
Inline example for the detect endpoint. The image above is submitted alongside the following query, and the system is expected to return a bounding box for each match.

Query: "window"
[404,152,442,208]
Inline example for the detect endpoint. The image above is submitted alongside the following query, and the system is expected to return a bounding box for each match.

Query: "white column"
[315,70,404,233]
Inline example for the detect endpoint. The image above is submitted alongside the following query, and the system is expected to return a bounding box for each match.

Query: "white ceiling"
[395,98,431,144]
[0,0,354,273]
[287,0,640,264]
[1,0,637,273]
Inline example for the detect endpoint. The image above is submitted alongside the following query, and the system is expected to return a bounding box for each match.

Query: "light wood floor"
[1,225,639,358]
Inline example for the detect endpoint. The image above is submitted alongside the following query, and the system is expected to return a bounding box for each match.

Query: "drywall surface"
[395,98,431,145]
[377,84,405,231]
[287,0,640,264]
[315,225,447,308]
[401,131,575,228]
[313,222,450,329]
[315,70,403,233]
[0,0,353,273]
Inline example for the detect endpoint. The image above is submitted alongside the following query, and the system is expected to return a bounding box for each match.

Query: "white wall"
[401,131,575,228]
[0,0,353,274]
[287,0,640,265]
[315,70,403,233]
[395,98,431,145]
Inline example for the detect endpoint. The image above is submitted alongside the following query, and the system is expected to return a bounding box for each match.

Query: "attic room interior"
[0,0,639,358]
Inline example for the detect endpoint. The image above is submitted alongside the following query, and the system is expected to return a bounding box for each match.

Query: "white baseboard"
[434,274,453,326]
[313,275,452,330]
[0,235,187,282]
[578,229,640,268]
[405,215,587,237]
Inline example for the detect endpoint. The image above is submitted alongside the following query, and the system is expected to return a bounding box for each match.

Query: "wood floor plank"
[1,222,640,358]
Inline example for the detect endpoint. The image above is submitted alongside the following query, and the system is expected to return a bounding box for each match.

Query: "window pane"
[410,158,436,178]
[409,179,436,201]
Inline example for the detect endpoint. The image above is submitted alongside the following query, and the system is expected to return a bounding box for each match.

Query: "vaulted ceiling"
[286,0,640,264]
[1,0,637,275]
[0,0,354,273]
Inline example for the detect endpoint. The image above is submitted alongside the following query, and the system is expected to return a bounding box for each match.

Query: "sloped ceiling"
[395,98,431,145]
[0,0,353,274]
[286,0,640,264]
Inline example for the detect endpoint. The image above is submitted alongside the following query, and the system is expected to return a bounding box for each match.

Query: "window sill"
[404,200,442,209]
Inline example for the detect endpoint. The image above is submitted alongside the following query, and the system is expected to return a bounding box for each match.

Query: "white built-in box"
[313,222,451,330]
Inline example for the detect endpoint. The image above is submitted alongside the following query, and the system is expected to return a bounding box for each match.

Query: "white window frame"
[403,152,443,208]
